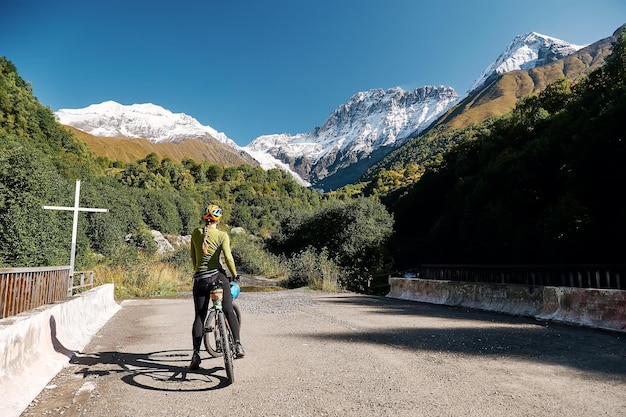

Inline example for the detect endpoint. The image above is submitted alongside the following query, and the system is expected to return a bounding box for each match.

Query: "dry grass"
[63,126,257,166]
[93,262,192,300]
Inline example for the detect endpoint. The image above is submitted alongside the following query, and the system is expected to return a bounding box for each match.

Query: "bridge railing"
[0,266,95,319]
[400,264,624,290]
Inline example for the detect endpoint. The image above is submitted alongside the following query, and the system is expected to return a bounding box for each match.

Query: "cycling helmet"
[203,204,223,222]
[230,281,241,299]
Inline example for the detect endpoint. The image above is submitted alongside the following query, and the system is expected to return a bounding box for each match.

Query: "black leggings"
[192,272,241,351]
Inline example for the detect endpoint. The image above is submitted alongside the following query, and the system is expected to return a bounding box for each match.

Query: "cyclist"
[189,204,245,370]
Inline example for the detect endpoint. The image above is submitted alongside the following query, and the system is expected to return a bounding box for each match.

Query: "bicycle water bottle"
[211,287,223,309]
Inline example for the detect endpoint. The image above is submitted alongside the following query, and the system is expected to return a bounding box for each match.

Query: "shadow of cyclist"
[70,349,231,391]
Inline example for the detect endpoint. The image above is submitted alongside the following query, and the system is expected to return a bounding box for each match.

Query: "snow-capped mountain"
[468,32,586,93]
[245,86,459,190]
[55,100,310,185]
[56,100,238,147]
[54,30,591,191]
[247,32,586,190]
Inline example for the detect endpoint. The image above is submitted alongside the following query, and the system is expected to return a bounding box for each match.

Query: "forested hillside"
[359,27,623,199]
[0,56,394,293]
[384,29,626,269]
[1,27,623,293]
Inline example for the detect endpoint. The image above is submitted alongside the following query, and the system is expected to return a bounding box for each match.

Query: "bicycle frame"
[206,282,236,384]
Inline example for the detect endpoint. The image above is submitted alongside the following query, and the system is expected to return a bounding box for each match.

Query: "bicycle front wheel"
[216,311,235,384]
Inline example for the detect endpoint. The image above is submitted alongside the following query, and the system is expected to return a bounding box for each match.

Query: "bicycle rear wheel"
[203,309,222,357]
[216,311,235,384]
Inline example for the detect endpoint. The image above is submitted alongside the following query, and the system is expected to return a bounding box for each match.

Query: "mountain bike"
[202,281,240,383]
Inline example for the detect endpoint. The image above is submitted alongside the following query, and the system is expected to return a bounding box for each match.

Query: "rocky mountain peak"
[245,85,460,190]
[56,101,236,147]
[467,32,586,94]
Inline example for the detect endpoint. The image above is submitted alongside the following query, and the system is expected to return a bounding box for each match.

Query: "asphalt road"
[20,287,626,417]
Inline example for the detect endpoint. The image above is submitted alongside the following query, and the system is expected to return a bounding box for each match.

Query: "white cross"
[43,180,108,277]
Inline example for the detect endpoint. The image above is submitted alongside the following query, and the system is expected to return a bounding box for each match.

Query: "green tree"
[270,198,394,290]
[141,153,160,171]
[205,164,224,182]
[0,142,72,266]
[140,190,183,234]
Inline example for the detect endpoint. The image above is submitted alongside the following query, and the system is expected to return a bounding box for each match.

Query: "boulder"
[151,230,175,254]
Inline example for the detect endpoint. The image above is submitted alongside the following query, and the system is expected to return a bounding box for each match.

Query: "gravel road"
[20,282,626,417]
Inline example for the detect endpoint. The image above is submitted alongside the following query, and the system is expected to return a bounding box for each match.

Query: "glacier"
[56,100,238,147]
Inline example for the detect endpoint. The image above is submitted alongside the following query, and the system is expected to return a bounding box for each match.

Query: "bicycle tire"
[203,303,242,358]
[203,309,222,357]
[216,311,235,384]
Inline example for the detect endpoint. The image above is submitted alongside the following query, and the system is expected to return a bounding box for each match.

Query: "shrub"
[230,231,288,280]
[286,247,341,291]
[270,197,394,291]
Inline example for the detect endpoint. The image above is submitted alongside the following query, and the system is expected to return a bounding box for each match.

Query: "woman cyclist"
[189,204,245,370]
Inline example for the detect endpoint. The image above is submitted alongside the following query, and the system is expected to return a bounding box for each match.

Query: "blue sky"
[1,1,624,146]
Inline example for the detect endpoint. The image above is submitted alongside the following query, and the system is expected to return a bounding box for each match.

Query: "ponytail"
[201,224,210,255]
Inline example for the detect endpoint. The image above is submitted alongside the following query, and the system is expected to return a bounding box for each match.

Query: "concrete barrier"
[0,284,121,417]
[387,277,626,333]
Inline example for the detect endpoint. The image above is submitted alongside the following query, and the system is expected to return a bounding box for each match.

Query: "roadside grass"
[93,260,192,300]
[90,232,345,299]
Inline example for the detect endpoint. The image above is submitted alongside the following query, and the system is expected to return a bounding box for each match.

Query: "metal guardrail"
[399,264,624,290]
[72,270,95,291]
[0,266,96,319]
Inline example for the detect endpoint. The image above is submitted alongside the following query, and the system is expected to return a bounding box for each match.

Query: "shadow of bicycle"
[70,349,231,391]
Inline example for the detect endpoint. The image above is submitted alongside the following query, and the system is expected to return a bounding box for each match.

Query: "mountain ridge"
[57,100,239,147]
[54,30,602,190]
[64,125,257,167]
[360,25,623,187]
[431,28,618,133]
[467,32,586,94]
[245,85,460,190]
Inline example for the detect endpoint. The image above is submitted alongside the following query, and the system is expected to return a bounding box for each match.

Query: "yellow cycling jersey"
[190,226,237,277]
